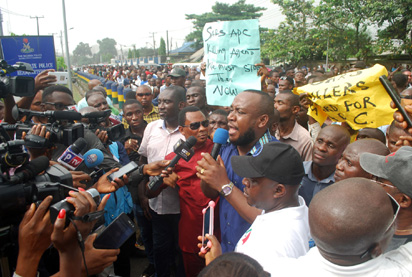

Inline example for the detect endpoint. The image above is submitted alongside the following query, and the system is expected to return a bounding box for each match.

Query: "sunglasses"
[136,92,152,97]
[280,76,289,80]
[182,120,209,130]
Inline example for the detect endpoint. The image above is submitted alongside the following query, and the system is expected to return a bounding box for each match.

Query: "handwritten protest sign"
[296,64,395,130]
[203,19,261,106]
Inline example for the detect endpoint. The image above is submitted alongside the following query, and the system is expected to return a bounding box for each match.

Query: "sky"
[1,0,284,55]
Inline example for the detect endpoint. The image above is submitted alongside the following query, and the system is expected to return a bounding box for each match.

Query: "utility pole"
[150,32,156,56]
[59,31,64,57]
[62,0,72,91]
[0,9,4,36]
[166,30,169,56]
[30,16,44,36]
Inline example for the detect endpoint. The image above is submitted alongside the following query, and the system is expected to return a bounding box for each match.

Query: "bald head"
[88,79,102,90]
[309,178,395,258]
[334,139,389,182]
[357,128,386,144]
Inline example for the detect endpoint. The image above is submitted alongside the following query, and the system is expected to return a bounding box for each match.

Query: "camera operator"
[15,190,111,277]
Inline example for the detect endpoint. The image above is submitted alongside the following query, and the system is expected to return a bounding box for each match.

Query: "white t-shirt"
[235,196,310,271]
[267,242,412,276]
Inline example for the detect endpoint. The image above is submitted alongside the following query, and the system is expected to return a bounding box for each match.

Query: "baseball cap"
[360,146,412,198]
[168,68,186,78]
[231,142,304,185]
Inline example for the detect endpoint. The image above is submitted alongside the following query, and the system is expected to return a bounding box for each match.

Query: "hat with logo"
[360,146,412,198]
[168,68,186,78]
[231,142,304,185]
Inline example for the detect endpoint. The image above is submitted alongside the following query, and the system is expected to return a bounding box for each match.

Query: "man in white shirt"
[266,177,412,276]
[201,142,310,271]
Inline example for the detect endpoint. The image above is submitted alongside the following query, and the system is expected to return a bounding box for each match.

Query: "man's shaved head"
[357,128,386,144]
[88,79,102,90]
[334,139,390,182]
[309,178,395,257]
[243,90,275,125]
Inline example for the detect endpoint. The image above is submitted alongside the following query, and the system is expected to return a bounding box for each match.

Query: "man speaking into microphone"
[164,106,223,277]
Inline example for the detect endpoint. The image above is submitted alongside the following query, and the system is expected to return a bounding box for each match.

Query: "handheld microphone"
[83,149,105,183]
[147,136,197,191]
[57,138,87,170]
[211,128,229,160]
[10,156,50,184]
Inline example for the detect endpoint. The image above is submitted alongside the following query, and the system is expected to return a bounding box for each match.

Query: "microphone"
[12,107,82,121]
[57,138,87,170]
[83,149,105,183]
[211,128,229,160]
[10,156,50,184]
[147,136,197,191]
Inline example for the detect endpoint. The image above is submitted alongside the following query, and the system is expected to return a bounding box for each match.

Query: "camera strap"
[71,210,105,222]
[24,134,52,148]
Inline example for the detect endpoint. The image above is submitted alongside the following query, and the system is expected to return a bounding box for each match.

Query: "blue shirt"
[298,161,335,206]
[219,130,276,253]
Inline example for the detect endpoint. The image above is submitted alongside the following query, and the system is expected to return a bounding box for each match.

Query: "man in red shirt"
[165,106,218,277]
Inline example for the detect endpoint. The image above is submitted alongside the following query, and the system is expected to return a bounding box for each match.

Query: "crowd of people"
[4,60,412,277]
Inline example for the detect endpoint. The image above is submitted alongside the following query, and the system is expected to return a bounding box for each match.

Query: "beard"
[232,126,256,146]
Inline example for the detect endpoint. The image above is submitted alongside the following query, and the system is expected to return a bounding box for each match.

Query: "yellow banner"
[296,64,395,130]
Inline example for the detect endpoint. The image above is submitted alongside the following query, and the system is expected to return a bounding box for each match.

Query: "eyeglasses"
[182,120,209,130]
[359,192,400,259]
[280,76,288,80]
[43,102,73,110]
[136,92,152,97]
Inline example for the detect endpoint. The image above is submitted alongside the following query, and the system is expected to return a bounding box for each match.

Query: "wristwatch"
[220,182,234,197]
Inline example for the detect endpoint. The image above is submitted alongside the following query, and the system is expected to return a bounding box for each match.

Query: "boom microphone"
[10,156,50,184]
[57,138,87,170]
[211,128,229,160]
[147,136,197,191]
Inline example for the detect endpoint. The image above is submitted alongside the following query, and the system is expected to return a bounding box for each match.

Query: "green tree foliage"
[128,49,133,59]
[133,44,140,58]
[97,38,117,63]
[159,38,166,56]
[56,56,66,71]
[185,0,265,48]
[72,42,92,65]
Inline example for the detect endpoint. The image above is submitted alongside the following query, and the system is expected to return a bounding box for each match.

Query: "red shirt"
[166,139,219,252]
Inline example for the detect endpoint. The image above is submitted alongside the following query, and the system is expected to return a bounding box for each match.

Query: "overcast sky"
[1,0,283,55]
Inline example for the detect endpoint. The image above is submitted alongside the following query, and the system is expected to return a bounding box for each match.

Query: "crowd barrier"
[74,71,123,106]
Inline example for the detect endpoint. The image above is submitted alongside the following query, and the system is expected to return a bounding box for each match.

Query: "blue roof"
[170,41,196,54]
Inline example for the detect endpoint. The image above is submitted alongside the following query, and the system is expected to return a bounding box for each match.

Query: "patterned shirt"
[144,105,161,124]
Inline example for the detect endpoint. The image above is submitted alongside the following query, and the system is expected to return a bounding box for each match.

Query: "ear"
[292,105,301,115]
[257,114,269,129]
[398,194,412,209]
[273,184,286,198]
[178,126,185,136]
[369,243,383,259]
[178,101,187,110]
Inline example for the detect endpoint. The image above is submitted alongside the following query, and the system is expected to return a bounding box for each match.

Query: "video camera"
[0,60,35,97]
[82,110,125,144]
[6,106,84,147]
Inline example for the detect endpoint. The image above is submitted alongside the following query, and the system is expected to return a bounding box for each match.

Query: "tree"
[56,56,66,71]
[185,0,265,48]
[128,49,133,59]
[72,42,93,66]
[132,44,140,58]
[97,38,117,63]
[159,37,166,56]
[369,0,412,60]
[261,0,322,63]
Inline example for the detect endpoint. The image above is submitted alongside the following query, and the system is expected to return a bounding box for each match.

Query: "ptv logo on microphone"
[58,148,84,170]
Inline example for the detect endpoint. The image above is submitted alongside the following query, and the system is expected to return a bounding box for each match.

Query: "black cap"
[231,142,304,185]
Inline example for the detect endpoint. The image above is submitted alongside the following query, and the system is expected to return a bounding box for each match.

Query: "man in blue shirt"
[196,90,277,252]
[299,125,350,205]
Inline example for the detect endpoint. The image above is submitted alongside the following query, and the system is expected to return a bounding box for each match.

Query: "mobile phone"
[107,161,138,181]
[48,72,69,84]
[201,200,215,254]
[379,75,412,128]
[93,213,135,249]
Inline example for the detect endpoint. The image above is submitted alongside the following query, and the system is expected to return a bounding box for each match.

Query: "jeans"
[134,203,154,265]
